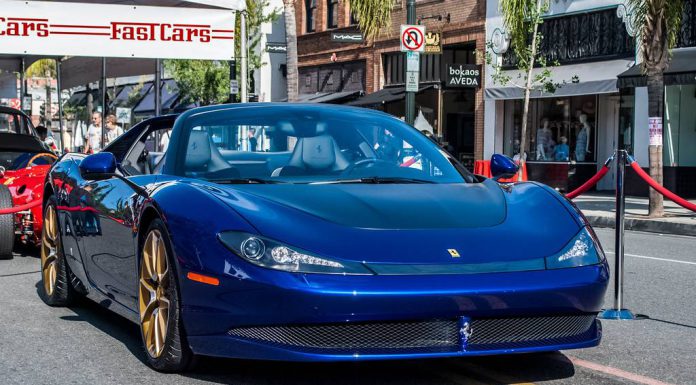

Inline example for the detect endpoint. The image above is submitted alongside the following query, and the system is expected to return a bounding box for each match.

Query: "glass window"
[664,84,696,167]
[327,0,339,29]
[305,0,316,32]
[0,111,33,135]
[178,107,469,183]
[503,96,597,163]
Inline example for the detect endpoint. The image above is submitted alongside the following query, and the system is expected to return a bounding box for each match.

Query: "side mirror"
[490,154,519,181]
[79,152,117,180]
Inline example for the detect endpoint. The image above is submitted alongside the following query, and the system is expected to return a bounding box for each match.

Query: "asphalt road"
[1,228,694,385]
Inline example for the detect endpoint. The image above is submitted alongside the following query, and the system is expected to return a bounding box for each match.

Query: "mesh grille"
[228,314,597,353]
[468,315,596,347]
[228,319,460,351]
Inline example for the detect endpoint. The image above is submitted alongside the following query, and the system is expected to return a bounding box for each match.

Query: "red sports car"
[0,106,57,259]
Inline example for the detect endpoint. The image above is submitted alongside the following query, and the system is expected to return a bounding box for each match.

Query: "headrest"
[185,131,211,170]
[301,135,336,170]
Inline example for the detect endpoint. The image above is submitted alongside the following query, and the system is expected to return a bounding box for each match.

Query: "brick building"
[294,0,486,165]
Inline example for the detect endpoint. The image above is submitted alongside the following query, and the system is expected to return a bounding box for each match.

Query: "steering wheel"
[341,158,394,176]
[27,152,58,167]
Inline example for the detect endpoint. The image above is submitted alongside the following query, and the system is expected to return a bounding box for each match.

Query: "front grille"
[228,319,460,352]
[468,314,597,350]
[228,314,597,353]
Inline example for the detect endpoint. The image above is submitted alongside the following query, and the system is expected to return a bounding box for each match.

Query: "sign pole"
[240,11,248,103]
[154,59,162,116]
[405,0,416,125]
[100,57,107,150]
[599,149,636,320]
[56,59,65,153]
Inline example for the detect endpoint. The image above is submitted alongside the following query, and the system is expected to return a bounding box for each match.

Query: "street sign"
[445,64,481,88]
[400,24,426,52]
[424,32,442,54]
[266,42,287,53]
[331,33,363,43]
[116,107,131,124]
[229,79,239,94]
[406,51,420,71]
[406,71,419,92]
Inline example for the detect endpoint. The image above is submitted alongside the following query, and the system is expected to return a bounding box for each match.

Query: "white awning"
[484,59,635,100]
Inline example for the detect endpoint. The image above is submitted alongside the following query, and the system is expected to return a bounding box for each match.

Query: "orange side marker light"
[187,272,220,286]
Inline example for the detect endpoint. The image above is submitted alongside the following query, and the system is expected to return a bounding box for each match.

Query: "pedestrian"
[84,112,103,154]
[248,128,257,151]
[35,125,57,152]
[105,114,123,145]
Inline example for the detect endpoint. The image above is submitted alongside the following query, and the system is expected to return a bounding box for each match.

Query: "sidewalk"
[573,193,696,236]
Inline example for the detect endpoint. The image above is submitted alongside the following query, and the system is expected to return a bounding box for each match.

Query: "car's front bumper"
[180,263,609,361]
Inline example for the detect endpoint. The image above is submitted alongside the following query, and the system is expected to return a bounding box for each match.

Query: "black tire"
[0,185,15,260]
[138,218,194,372]
[39,196,76,306]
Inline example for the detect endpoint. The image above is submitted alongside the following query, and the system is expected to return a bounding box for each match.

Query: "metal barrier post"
[600,150,635,320]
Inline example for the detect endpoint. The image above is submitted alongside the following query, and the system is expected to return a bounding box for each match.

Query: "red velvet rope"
[0,199,41,215]
[629,161,696,212]
[565,165,611,200]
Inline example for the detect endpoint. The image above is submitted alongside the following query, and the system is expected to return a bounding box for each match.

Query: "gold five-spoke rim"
[41,205,59,296]
[139,230,170,359]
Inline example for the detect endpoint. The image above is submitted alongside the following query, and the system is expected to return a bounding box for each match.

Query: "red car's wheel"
[0,185,14,259]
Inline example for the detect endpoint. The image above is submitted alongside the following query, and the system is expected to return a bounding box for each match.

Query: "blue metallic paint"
[45,104,609,362]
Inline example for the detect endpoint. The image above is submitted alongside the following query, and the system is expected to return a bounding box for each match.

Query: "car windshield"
[0,111,33,135]
[177,106,469,184]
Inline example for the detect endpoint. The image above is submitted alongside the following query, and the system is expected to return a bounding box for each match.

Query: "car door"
[80,118,173,311]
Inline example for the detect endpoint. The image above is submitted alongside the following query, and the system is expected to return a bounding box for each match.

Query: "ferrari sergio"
[42,104,609,372]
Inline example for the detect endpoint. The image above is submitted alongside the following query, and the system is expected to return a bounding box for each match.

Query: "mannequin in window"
[536,118,554,160]
[575,114,591,162]
[554,136,570,161]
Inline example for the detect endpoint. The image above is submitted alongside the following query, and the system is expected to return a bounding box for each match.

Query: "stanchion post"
[600,149,635,320]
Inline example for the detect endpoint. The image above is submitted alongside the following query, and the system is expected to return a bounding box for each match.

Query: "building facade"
[294,0,487,167]
[485,0,637,192]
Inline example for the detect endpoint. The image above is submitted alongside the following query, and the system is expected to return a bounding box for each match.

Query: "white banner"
[0,1,236,60]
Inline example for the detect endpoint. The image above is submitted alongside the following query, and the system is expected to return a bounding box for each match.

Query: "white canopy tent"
[0,0,247,150]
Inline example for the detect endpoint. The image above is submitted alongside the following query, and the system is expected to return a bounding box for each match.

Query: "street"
[1,228,694,385]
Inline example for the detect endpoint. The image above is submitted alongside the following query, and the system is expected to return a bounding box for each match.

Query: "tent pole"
[155,58,162,116]
[56,59,65,153]
[20,57,26,110]
[101,57,106,150]
[241,11,248,103]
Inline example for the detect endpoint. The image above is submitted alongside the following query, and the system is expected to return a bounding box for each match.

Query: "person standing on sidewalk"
[84,112,103,154]
[105,114,123,146]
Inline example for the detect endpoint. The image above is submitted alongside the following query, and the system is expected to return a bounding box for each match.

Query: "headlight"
[218,231,372,275]
[545,227,604,269]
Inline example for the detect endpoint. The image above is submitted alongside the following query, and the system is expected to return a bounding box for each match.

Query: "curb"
[585,213,696,237]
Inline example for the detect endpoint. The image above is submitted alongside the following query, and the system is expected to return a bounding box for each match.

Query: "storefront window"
[619,88,635,153]
[503,95,598,163]
[664,84,696,167]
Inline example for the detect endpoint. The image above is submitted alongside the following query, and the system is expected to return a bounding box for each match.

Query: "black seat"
[274,135,349,176]
[185,131,239,178]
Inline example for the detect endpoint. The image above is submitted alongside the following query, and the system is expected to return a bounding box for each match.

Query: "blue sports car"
[41,104,609,372]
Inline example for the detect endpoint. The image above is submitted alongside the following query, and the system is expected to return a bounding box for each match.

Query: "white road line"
[606,251,696,266]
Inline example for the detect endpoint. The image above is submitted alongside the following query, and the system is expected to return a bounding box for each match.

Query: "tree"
[26,59,57,125]
[347,0,394,42]
[283,0,298,102]
[487,0,573,178]
[628,0,684,217]
[167,0,279,105]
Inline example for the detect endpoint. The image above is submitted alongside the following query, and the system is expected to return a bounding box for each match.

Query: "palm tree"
[283,0,299,102]
[26,59,57,125]
[628,0,685,217]
[282,0,393,102]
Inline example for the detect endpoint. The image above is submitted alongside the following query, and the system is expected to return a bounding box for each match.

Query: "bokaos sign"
[0,1,237,60]
[446,64,481,88]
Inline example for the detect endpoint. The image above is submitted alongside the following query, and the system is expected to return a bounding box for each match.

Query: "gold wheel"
[41,205,59,296]
[139,230,170,359]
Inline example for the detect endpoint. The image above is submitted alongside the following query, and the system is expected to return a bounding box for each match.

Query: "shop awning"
[617,48,696,88]
[346,85,435,107]
[485,59,634,100]
[285,90,363,103]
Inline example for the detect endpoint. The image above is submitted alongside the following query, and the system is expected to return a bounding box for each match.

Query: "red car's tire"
[0,185,14,259]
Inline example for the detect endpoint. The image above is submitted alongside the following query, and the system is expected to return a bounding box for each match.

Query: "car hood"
[206,179,582,265]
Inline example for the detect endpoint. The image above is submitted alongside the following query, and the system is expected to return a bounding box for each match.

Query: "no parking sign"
[400,25,425,53]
